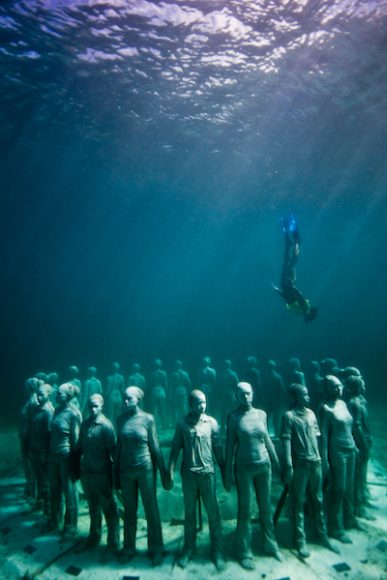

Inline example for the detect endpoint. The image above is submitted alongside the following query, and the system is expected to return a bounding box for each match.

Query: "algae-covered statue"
[171,359,192,422]
[28,383,54,516]
[281,383,338,558]
[115,386,168,566]
[76,394,119,563]
[320,375,361,543]
[167,389,226,572]
[148,358,168,429]
[224,382,282,570]
[47,383,82,538]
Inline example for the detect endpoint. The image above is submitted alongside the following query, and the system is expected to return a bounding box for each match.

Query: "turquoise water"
[0,1,386,414]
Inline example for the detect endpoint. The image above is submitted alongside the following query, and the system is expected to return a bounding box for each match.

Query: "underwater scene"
[0,1,387,578]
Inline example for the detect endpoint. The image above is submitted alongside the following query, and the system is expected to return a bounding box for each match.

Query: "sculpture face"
[296,386,310,407]
[89,396,103,417]
[327,376,343,398]
[124,388,140,410]
[236,383,253,407]
[190,392,206,415]
[57,385,69,403]
[37,386,50,406]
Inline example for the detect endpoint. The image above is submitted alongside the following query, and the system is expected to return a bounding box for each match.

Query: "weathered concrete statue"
[281,383,338,558]
[115,386,168,566]
[76,394,119,563]
[167,389,226,572]
[225,382,282,570]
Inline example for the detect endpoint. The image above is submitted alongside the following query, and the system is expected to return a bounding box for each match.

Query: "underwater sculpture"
[148,358,168,429]
[167,389,226,572]
[171,359,192,421]
[218,358,239,430]
[47,383,82,538]
[346,374,373,518]
[273,214,318,322]
[260,359,286,437]
[320,375,361,543]
[19,376,42,504]
[104,361,125,425]
[81,366,102,414]
[115,386,168,566]
[281,383,338,558]
[224,381,282,570]
[75,394,119,562]
[28,383,54,516]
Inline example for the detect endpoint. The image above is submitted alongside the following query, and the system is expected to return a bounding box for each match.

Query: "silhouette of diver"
[272,215,318,323]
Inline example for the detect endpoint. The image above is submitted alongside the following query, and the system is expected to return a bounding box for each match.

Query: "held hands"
[161,469,174,491]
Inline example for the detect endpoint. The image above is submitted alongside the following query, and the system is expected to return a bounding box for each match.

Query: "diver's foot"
[240,557,255,570]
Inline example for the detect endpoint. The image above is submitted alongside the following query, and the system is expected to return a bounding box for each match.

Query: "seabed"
[1,424,387,579]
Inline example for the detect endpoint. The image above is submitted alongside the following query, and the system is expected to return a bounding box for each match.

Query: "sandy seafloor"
[1,405,386,580]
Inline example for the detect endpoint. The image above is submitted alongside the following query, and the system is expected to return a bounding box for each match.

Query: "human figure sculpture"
[105,362,125,425]
[81,367,102,414]
[286,357,305,388]
[19,377,42,504]
[218,359,239,429]
[320,357,340,378]
[346,374,373,518]
[128,363,146,391]
[28,383,54,516]
[197,356,216,413]
[320,375,360,543]
[47,383,82,537]
[47,372,59,405]
[167,389,226,572]
[171,360,191,422]
[243,355,262,408]
[261,360,285,436]
[115,386,168,566]
[224,382,282,570]
[281,384,338,558]
[306,360,324,412]
[76,394,119,563]
[67,365,82,408]
[148,359,168,429]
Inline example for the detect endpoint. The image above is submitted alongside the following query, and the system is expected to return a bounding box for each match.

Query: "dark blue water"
[1,0,387,416]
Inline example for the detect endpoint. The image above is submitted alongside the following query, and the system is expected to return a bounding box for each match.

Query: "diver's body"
[273,215,317,323]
